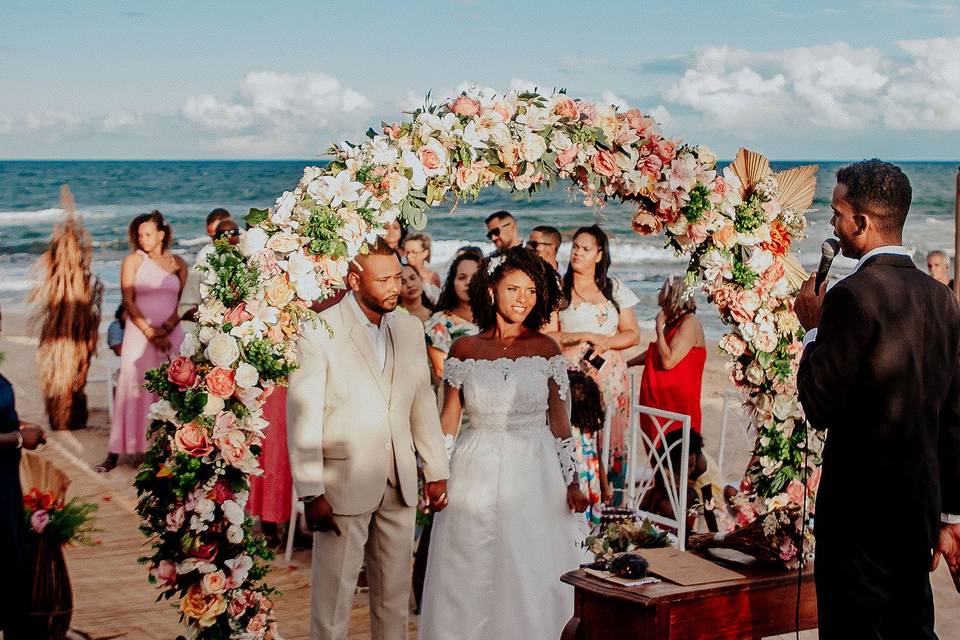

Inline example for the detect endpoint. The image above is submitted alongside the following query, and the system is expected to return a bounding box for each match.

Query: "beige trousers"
[310,484,415,640]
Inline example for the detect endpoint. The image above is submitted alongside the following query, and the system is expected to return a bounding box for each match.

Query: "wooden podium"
[560,564,817,640]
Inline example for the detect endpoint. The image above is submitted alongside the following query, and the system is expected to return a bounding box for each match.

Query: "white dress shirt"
[798,245,958,523]
[346,292,392,371]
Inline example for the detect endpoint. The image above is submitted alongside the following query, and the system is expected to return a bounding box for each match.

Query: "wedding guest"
[424,253,481,381]
[0,307,46,638]
[400,263,435,324]
[178,209,234,325]
[484,210,521,250]
[527,225,562,272]
[629,276,706,442]
[402,233,442,287]
[97,211,186,472]
[569,370,611,526]
[796,160,960,636]
[384,218,407,254]
[107,304,126,356]
[926,249,954,288]
[456,245,484,259]
[547,225,639,502]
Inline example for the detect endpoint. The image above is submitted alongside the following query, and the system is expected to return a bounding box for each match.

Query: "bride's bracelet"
[555,437,578,486]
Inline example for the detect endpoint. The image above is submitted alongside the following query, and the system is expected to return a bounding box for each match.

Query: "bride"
[419,246,589,640]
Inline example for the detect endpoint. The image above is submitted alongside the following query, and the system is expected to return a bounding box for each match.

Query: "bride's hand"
[566,485,590,513]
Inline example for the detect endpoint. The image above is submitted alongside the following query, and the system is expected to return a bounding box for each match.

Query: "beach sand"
[1,308,957,638]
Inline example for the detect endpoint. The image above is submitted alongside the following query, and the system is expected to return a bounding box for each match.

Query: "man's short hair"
[927,250,948,261]
[836,160,912,234]
[206,208,231,227]
[484,210,514,225]
[348,238,399,274]
[531,225,561,247]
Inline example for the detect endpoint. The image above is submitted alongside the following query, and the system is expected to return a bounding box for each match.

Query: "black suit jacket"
[798,254,960,549]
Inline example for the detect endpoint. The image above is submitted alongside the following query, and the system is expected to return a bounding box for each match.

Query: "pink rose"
[632,210,661,235]
[556,144,580,168]
[786,480,806,505]
[224,303,253,327]
[625,108,655,135]
[383,123,401,140]
[30,509,49,533]
[807,467,822,495]
[221,431,250,468]
[592,150,618,178]
[205,367,236,399]
[553,97,580,120]
[167,356,198,391]
[418,144,443,172]
[449,96,481,117]
[175,423,213,458]
[580,103,597,125]
[686,221,709,244]
[247,613,268,634]
[228,595,247,618]
[151,559,177,587]
[166,505,186,532]
[637,153,663,178]
[712,176,728,198]
[655,139,677,163]
[729,294,754,324]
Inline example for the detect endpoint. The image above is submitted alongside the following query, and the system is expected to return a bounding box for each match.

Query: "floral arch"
[136,87,820,638]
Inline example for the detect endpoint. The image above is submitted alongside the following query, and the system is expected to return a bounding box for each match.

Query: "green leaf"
[245,208,269,227]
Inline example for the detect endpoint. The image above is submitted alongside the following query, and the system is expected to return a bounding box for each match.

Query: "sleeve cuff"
[802,328,818,349]
[942,513,960,524]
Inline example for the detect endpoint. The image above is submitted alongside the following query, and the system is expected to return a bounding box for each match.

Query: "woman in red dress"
[631,276,706,442]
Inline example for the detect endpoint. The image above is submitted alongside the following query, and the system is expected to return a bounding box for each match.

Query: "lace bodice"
[444,355,569,431]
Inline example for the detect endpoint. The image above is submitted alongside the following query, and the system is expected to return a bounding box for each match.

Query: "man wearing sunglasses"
[526,225,561,272]
[484,210,521,250]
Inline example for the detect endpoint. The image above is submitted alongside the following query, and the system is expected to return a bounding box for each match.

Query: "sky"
[1,0,958,160]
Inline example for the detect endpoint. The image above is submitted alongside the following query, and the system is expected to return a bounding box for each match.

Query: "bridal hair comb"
[487,255,505,275]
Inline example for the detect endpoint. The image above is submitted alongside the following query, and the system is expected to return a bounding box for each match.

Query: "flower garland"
[136,86,819,636]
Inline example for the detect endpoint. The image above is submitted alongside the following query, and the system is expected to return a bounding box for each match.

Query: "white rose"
[740,321,759,341]
[386,173,409,204]
[753,330,778,353]
[179,332,200,357]
[550,130,572,150]
[287,251,322,301]
[227,525,244,544]
[696,145,717,166]
[205,333,240,368]
[745,361,765,386]
[299,166,324,188]
[198,325,216,344]
[238,227,268,257]
[520,132,547,163]
[306,177,328,204]
[222,500,246,526]
[148,400,177,423]
[772,394,802,421]
[234,362,260,389]
[203,394,225,416]
[615,147,640,173]
[266,232,300,254]
[747,247,774,274]
[740,291,761,315]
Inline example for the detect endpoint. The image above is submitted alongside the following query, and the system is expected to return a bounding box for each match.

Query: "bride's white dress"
[419,355,586,640]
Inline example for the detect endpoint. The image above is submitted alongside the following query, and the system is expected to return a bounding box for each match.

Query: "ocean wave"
[0,207,116,226]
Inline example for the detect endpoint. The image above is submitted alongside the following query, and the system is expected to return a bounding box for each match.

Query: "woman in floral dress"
[547,225,639,505]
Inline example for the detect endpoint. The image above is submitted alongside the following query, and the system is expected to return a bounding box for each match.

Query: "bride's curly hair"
[469,246,561,331]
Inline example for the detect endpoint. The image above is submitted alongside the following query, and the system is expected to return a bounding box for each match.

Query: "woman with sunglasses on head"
[419,247,588,640]
[545,225,639,504]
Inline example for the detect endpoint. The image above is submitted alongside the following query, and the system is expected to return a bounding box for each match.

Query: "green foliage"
[243,338,294,382]
[302,207,349,257]
[731,255,758,289]
[734,193,767,233]
[245,208,269,227]
[681,182,712,223]
[202,243,261,308]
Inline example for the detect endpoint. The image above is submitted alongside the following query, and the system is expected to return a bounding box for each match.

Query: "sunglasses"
[486,221,513,240]
[526,240,555,250]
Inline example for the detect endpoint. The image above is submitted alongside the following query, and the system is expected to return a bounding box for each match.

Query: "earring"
[488,291,495,304]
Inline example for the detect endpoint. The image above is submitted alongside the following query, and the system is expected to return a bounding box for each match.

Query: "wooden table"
[560,563,816,640]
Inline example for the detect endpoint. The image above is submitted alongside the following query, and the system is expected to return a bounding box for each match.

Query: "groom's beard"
[358,290,399,316]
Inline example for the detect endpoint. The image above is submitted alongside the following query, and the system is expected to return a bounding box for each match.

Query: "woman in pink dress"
[97,211,186,472]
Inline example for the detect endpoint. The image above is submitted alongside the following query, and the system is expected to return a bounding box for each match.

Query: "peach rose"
[174,423,213,458]
[247,613,268,634]
[712,176,728,199]
[224,303,253,327]
[228,595,247,618]
[418,144,443,172]
[592,150,618,178]
[655,139,677,162]
[167,356,198,391]
[686,221,709,244]
[632,210,661,235]
[625,108,655,135]
[205,367,236,399]
[220,430,250,467]
[553,97,580,120]
[450,96,481,117]
[201,570,228,595]
[556,144,580,168]
[490,101,512,122]
[712,220,738,250]
[455,163,481,190]
[383,123,401,140]
[263,276,295,308]
[180,585,227,628]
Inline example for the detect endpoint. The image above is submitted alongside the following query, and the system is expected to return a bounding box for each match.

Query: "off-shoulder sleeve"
[545,355,570,400]
[443,357,470,389]
[612,277,639,309]
[424,313,453,353]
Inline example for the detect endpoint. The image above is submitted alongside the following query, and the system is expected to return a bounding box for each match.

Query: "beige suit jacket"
[286,301,450,515]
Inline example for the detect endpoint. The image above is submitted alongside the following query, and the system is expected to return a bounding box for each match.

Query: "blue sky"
[1,0,958,160]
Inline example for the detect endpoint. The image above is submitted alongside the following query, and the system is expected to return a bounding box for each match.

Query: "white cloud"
[24,110,83,132]
[0,115,13,135]
[600,90,626,109]
[649,105,672,127]
[663,38,960,132]
[101,110,144,132]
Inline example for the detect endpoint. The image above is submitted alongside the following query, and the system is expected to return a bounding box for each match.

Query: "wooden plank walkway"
[42,439,416,639]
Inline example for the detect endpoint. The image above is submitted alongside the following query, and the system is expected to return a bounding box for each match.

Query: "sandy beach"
[1,307,957,638]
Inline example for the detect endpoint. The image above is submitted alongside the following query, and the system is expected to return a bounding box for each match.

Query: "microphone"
[815,238,840,291]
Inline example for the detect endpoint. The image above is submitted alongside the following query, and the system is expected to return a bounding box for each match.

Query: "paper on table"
[583,568,661,588]
[641,547,744,586]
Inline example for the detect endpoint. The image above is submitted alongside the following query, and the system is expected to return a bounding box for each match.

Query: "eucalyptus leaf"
[245,208,269,227]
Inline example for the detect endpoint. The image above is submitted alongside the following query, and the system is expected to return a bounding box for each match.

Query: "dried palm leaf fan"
[30,185,103,430]
[728,149,818,292]
[19,450,71,500]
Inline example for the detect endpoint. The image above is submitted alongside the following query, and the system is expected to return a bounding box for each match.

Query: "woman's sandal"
[95,453,118,473]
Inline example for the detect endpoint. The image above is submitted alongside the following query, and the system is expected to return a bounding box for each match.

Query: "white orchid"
[322,170,364,208]
[272,191,297,226]
[400,150,427,189]
[287,250,322,301]
[369,136,398,165]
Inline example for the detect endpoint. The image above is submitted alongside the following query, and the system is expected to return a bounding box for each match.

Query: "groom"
[795,160,960,638]
[287,239,450,640]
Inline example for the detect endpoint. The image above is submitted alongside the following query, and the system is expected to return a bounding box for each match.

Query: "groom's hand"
[932,523,960,592]
[304,495,341,536]
[425,480,448,512]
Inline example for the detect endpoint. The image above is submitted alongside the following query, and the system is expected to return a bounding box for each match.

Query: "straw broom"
[29,185,103,430]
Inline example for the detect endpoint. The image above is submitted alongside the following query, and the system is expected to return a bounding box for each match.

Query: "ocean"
[1,160,957,336]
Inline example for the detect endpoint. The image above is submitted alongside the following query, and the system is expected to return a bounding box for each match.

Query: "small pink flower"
[30,509,49,533]
[656,139,677,163]
[807,467,822,495]
[556,144,580,168]
[625,108,655,135]
[166,505,186,532]
[224,303,253,327]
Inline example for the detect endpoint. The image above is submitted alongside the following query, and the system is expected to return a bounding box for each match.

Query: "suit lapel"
[345,307,391,402]
[384,322,397,404]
